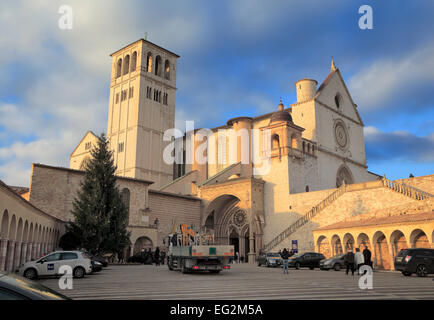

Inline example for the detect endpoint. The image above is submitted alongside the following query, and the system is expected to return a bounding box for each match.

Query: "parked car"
[257,252,282,267]
[17,251,92,280]
[319,254,346,271]
[89,255,108,267]
[127,252,153,264]
[91,260,103,273]
[394,248,434,277]
[288,252,325,270]
[0,272,70,300]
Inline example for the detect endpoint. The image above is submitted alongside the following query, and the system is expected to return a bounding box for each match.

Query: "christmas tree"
[68,133,130,255]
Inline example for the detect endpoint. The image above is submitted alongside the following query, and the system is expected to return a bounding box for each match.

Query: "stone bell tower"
[106,39,179,188]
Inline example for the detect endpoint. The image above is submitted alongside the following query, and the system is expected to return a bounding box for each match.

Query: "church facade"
[1,39,432,272]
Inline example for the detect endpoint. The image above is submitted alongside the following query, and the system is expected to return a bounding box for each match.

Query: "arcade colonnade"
[0,181,63,272]
[314,215,433,270]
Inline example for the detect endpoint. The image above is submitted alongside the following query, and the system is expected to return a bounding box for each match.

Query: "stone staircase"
[263,184,346,252]
[381,178,433,200]
[263,177,433,252]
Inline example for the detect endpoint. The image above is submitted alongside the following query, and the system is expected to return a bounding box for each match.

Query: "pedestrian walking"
[154,247,160,266]
[344,249,355,276]
[161,250,166,265]
[363,246,372,268]
[354,248,365,274]
[281,248,290,274]
[235,251,239,263]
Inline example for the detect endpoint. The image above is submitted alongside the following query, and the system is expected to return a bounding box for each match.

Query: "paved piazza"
[37,263,434,300]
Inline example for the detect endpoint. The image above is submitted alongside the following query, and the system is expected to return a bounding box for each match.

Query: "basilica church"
[1,39,432,272]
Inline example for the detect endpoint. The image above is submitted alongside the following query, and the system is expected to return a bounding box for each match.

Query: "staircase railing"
[381,178,432,200]
[263,184,346,252]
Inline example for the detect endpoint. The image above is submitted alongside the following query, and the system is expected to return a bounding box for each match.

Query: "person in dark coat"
[154,247,160,266]
[160,250,166,265]
[344,249,355,276]
[363,246,372,268]
[281,248,290,274]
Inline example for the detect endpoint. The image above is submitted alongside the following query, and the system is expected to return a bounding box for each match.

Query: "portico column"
[21,242,28,265]
[36,242,41,258]
[27,242,33,261]
[6,240,16,272]
[0,239,8,271]
[239,237,245,262]
[14,241,22,271]
[33,242,38,259]
[248,210,256,264]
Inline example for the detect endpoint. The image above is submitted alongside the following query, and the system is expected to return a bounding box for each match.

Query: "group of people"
[233,252,246,263]
[343,247,372,275]
[140,247,166,265]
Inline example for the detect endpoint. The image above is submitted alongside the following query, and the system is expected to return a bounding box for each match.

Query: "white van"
[17,251,92,280]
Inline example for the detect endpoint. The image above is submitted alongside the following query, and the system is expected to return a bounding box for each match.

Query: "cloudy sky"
[0,0,433,186]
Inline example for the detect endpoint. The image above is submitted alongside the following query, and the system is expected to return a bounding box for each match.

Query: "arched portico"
[199,177,265,263]
[133,236,153,255]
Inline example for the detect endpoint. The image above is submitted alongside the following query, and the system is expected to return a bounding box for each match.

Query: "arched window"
[164,59,170,80]
[121,188,130,215]
[146,52,153,73]
[116,58,122,78]
[123,55,130,75]
[130,51,137,72]
[335,93,342,109]
[336,165,354,187]
[272,134,280,150]
[155,55,162,76]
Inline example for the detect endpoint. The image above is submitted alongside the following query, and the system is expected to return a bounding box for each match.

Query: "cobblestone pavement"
[37,263,434,300]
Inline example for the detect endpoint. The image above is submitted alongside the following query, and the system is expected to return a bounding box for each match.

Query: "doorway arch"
[133,236,153,255]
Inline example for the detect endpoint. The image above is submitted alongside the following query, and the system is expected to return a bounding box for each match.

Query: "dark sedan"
[0,272,70,300]
[319,254,346,271]
[127,252,154,264]
[288,252,325,270]
[90,255,108,267]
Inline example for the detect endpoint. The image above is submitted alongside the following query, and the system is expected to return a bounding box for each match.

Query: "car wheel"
[334,264,341,271]
[168,258,174,270]
[416,264,428,277]
[181,261,189,274]
[402,271,412,276]
[73,266,85,279]
[257,262,261,267]
[295,262,301,270]
[266,261,270,267]
[24,268,37,280]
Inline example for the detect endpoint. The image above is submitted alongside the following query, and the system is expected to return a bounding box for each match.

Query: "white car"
[17,251,92,280]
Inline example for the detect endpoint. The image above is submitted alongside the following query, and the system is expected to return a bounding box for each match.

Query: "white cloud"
[349,45,434,111]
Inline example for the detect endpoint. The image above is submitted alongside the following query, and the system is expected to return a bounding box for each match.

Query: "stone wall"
[148,190,202,248]
[28,164,151,225]
[270,181,426,253]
